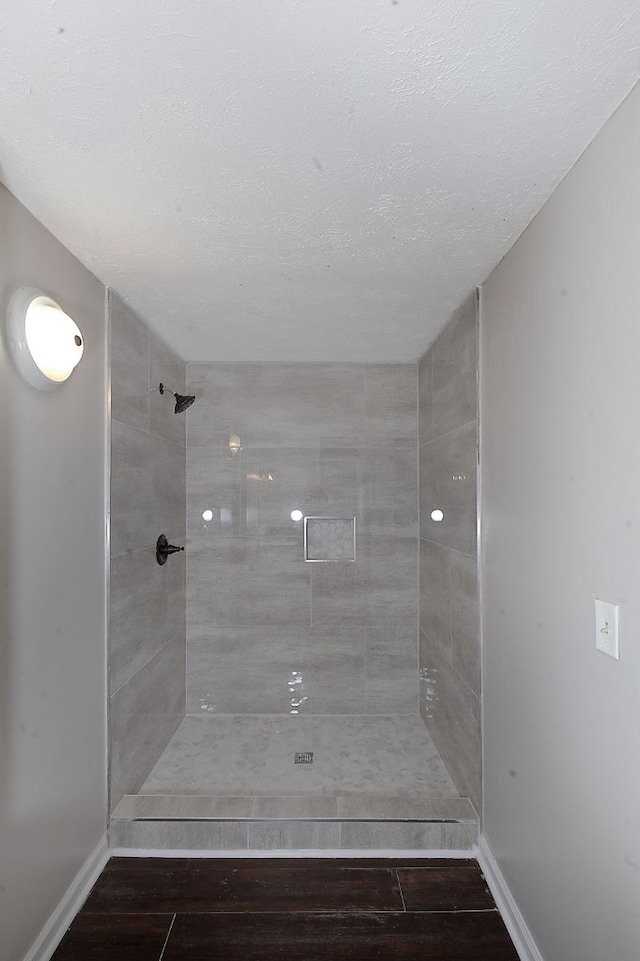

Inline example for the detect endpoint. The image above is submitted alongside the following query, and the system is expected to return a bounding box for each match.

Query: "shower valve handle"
[156,534,185,565]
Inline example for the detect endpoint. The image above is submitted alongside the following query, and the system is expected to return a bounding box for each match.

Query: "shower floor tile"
[139,715,459,798]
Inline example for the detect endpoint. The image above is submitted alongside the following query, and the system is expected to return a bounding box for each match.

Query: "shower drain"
[294,752,314,764]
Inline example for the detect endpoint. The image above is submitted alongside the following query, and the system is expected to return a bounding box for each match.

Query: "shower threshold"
[109,715,478,850]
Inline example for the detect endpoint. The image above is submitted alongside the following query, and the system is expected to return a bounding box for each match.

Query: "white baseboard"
[23,835,110,961]
[109,847,477,859]
[477,836,544,961]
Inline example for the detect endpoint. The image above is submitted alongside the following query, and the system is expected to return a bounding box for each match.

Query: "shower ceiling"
[1,1,639,362]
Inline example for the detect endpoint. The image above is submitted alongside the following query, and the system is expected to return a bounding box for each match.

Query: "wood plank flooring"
[51,857,520,960]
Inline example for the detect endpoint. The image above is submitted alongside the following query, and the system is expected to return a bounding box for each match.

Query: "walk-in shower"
[108,291,479,852]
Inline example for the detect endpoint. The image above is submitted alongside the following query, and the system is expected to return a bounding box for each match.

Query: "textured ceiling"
[1,1,640,362]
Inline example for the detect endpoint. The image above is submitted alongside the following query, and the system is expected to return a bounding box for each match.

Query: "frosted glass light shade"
[7,287,84,390]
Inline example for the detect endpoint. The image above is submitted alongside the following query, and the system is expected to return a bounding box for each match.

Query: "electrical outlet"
[595,598,620,660]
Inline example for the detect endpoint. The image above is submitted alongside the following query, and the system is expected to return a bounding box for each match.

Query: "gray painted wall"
[481,82,640,960]
[109,292,186,809]
[186,363,418,717]
[0,184,108,961]
[418,297,480,811]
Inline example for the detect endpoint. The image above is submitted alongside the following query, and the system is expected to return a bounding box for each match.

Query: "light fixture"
[430,509,444,522]
[7,287,84,390]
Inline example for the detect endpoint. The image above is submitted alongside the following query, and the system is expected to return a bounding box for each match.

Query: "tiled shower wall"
[418,294,480,810]
[186,364,418,717]
[109,292,186,809]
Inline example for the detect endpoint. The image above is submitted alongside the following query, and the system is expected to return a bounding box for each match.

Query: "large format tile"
[336,795,477,820]
[450,549,479,696]
[419,421,477,556]
[364,365,417,447]
[361,447,418,537]
[110,546,169,695]
[430,293,477,442]
[397,865,494,911]
[162,911,516,960]
[339,820,478,850]
[186,627,365,715]
[111,795,254,820]
[250,796,338,818]
[419,632,481,810]
[109,819,248,851]
[186,861,402,911]
[187,538,311,629]
[364,623,418,714]
[359,535,419,622]
[149,329,187,447]
[110,633,186,807]
[81,858,190,912]
[110,291,149,433]
[247,821,341,850]
[51,913,172,961]
[187,364,366,449]
[419,538,452,662]
[418,347,432,440]
[187,444,251,538]
[311,562,362,626]
[111,424,185,556]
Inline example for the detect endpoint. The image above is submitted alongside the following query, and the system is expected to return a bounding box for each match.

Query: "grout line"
[396,869,407,913]
[158,913,176,961]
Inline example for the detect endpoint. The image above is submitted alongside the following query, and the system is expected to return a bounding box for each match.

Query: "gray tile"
[419,538,452,662]
[451,550,479,696]
[251,796,338,819]
[110,291,149,432]
[418,348,432,444]
[186,627,365,715]
[364,365,417,447]
[149,330,187,446]
[111,422,155,555]
[311,562,362,626]
[336,795,477,820]
[187,444,249,538]
[109,819,248,850]
[187,538,312,630]
[359,535,419,623]
[339,821,477,850]
[187,364,365,449]
[431,294,477,440]
[316,447,363,517]
[166,544,186,644]
[361,447,418,537]
[245,447,327,544]
[419,421,477,556]
[110,545,169,694]
[419,631,481,811]
[247,821,341,850]
[364,624,418,714]
[111,423,185,555]
[110,632,186,808]
[111,795,254,819]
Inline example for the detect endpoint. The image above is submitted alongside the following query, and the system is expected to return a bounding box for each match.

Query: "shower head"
[158,382,196,414]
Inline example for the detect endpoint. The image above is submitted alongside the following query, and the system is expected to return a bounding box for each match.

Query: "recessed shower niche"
[108,292,479,851]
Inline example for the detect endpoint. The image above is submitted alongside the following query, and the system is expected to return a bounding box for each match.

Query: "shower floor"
[112,715,477,822]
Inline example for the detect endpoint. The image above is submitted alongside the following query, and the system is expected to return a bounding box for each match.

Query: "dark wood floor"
[51,857,520,960]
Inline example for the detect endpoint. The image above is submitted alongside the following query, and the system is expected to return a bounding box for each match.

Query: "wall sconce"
[6,287,84,390]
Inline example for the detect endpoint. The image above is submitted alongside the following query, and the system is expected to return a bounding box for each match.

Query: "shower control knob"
[156,534,185,566]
